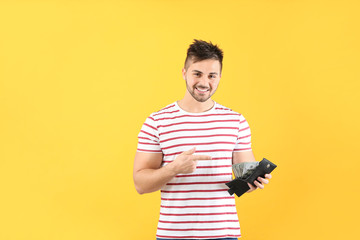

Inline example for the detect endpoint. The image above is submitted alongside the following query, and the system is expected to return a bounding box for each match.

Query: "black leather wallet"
[225,158,277,197]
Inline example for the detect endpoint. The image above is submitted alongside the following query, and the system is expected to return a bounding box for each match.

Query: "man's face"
[182,58,221,103]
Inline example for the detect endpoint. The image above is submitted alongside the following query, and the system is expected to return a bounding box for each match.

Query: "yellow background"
[0,0,359,239]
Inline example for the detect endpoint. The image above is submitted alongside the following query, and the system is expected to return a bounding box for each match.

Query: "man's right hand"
[167,147,212,174]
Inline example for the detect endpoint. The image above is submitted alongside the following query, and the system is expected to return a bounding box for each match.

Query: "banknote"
[232,162,259,179]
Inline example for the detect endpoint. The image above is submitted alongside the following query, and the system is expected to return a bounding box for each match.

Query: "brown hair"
[184,39,224,72]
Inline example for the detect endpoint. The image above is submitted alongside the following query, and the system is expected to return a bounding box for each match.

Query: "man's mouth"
[195,87,210,93]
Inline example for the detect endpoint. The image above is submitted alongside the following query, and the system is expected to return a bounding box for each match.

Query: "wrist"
[164,162,178,176]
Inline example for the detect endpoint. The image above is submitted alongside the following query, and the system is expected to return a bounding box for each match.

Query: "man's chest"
[157,117,240,157]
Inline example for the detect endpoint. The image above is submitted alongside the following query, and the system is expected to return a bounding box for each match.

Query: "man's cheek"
[211,84,218,91]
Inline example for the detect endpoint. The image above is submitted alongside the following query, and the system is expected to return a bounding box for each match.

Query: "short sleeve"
[136,114,162,153]
[233,114,252,152]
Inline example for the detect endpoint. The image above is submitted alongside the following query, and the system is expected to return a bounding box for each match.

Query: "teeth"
[197,88,208,92]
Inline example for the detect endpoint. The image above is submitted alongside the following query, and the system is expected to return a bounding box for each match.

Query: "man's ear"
[182,68,186,80]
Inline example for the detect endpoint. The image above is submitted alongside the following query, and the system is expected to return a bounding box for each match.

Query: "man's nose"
[198,76,209,86]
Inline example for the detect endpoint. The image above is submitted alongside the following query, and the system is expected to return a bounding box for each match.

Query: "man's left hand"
[246,173,272,193]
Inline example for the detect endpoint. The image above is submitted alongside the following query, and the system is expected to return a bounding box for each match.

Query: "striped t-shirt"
[136,100,252,239]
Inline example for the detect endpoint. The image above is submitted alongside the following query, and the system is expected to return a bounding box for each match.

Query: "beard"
[185,78,216,103]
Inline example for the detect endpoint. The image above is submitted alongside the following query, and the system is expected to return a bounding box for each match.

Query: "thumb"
[182,147,196,155]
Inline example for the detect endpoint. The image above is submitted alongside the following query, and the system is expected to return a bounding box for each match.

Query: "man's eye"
[210,75,215,78]
[194,73,201,77]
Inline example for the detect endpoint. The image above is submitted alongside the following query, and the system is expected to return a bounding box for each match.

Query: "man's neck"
[177,97,215,113]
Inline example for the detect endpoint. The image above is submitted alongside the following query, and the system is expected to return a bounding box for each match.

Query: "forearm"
[232,150,256,164]
[134,163,177,194]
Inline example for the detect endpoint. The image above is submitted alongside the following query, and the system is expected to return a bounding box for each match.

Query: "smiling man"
[133,39,272,240]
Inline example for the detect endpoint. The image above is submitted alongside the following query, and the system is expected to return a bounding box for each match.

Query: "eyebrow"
[192,70,218,75]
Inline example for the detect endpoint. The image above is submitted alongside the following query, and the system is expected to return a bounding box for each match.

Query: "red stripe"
[240,119,247,124]
[156,234,241,239]
[158,119,239,128]
[175,173,232,178]
[138,136,152,141]
[161,197,234,201]
[164,149,233,157]
[211,157,232,160]
[160,204,235,208]
[197,165,231,168]
[239,126,250,132]
[160,127,239,136]
[162,141,236,150]
[157,227,240,231]
[137,149,162,153]
[163,158,232,163]
[140,130,158,139]
[234,148,252,151]
[160,212,237,216]
[158,220,239,224]
[138,141,160,145]
[237,134,251,140]
[148,116,155,121]
[157,104,176,112]
[235,142,251,145]
[155,113,240,121]
[144,122,157,130]
[166,181,228,185]
[161,134,238,143]
[215,107,232,111]
[153,110,180,116]
[161,189,227,193]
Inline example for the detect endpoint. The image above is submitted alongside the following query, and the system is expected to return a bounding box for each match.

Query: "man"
[133,39,272,240]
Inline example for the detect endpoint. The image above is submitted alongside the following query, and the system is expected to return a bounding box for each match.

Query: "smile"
[195,87,209,93]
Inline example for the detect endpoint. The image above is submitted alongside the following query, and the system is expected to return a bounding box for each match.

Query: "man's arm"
[133,147,211,194]
[133,151,176,194]
[232,150,256,164]
[232,150,271,192]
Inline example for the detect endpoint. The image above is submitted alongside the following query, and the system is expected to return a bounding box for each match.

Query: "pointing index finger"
[191,155,212,161]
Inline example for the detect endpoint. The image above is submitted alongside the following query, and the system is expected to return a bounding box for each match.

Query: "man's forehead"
[187,59,221,72]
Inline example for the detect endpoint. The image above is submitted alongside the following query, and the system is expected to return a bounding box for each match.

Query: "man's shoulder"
[215,102,241,116]
[147,101,178,118]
